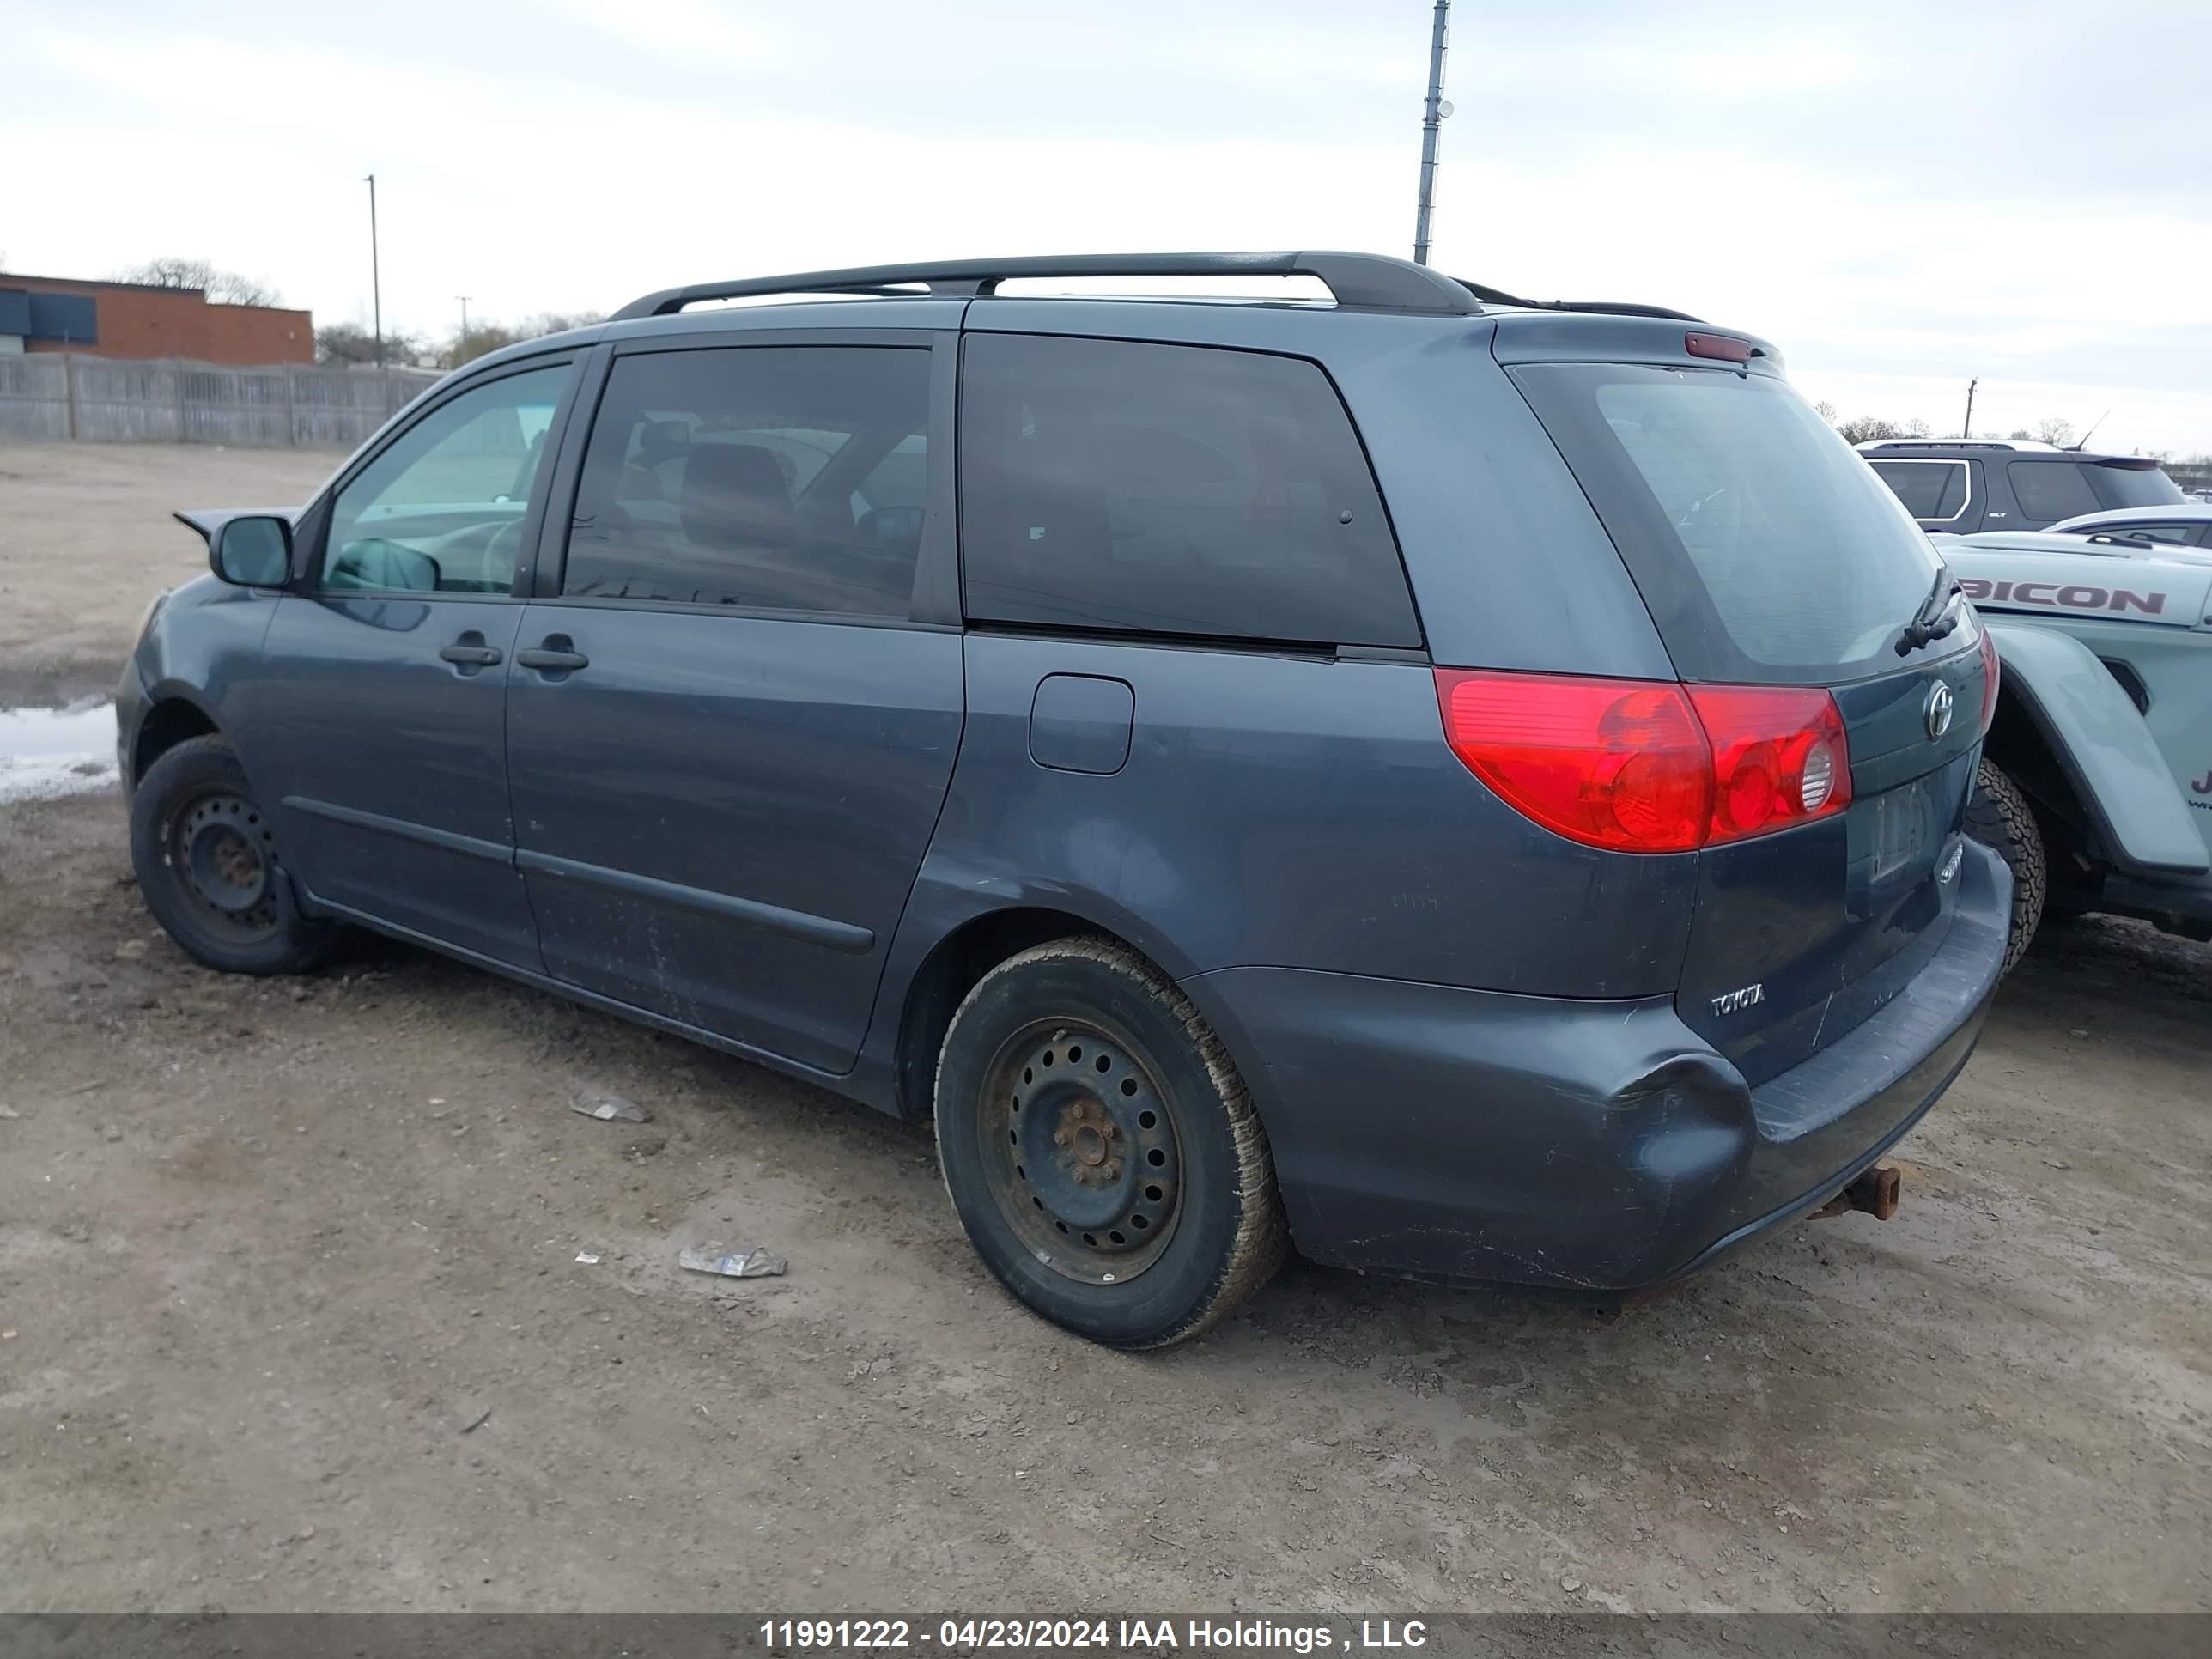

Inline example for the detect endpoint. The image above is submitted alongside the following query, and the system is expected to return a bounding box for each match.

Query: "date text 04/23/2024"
[758,1620,1431,1652]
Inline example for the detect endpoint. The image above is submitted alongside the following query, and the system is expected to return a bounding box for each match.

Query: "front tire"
[933,939,1286,1348]
[1965,758,2047,976]
[129,735,337,975]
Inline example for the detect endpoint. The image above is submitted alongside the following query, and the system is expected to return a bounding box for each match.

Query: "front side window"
[957,332,1420,647]
[561,346,931,618]
[2008,461,2100,523]
[1869,459,1970,521]
[322,364,567,594]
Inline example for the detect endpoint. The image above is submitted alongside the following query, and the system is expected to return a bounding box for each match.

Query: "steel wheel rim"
[976,1017,1184,1285]
[167,790,280,942]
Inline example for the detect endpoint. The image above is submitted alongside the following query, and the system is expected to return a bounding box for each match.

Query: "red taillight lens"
[1434,671,1710,851]
[1434,669,1853,854]
[1685,684,1853,844]
[1976,625,2000,735]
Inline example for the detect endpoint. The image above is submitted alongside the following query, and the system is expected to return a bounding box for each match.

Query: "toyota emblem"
[1924,680,1954,741]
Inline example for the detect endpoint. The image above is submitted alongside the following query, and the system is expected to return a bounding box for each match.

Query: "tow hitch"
[1813,1164,1901,1222]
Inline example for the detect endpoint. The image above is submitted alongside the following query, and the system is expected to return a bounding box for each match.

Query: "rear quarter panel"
[888,632,1699,994]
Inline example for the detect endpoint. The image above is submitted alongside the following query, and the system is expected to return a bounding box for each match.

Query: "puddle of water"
[0,700,119,805]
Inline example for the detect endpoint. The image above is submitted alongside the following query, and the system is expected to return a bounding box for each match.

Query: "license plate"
[1868,775,1942,884]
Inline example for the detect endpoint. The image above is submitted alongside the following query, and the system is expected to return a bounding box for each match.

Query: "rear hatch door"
[1506,337,1995,1085]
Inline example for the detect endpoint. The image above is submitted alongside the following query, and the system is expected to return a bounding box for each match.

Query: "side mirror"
[210,515,292,586]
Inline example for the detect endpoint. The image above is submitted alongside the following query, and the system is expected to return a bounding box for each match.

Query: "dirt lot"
[1,442,2209,1615]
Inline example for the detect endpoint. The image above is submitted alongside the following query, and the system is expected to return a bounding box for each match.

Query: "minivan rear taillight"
[1433,669,1853,853]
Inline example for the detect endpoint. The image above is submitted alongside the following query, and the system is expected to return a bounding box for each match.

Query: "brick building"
[0,274,313,366]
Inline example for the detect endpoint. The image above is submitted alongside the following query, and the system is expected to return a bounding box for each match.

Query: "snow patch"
[0,701,119,805]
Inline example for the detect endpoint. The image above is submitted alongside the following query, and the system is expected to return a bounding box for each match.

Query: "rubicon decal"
[1957,577,2166,615]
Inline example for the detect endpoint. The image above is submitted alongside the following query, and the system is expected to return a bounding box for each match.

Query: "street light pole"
[365,173,384,369]
[1962,378,1977,440]
[457,295,471,362]
[1412,0,1451,266]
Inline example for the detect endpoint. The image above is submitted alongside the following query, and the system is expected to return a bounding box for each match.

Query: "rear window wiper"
[1895,568,1964,655]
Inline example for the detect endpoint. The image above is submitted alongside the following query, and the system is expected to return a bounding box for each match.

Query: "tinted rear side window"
[958,333,1419,647]
[2007,460,2100,522]
[562,345,929,618]
[1870,459,1970,521]
[2087,462,2186,510]
[1512,363,1944,684]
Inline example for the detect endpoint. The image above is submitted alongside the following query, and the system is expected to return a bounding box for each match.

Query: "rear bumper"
[1183,841,2010,1292]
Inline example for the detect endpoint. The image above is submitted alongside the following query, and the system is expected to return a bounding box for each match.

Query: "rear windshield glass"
[1510,363,1945,684]
[2088,463,2185,510]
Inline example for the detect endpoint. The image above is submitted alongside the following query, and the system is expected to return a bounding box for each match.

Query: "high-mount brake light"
[1684,332,1753,363]
[1433,670,1854,854]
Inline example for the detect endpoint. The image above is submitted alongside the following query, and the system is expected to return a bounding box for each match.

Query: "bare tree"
[2034,416,2076,448]
[118,258,282,307]
[1837,416,1905,446]
[317,321,423,368]
[1904,417,1931,438]
[445,309,607,368]
[1814,400,1838,424]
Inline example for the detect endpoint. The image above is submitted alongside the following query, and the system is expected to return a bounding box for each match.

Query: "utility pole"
[365,173,384,369]
[1961,378,1977,440]
[457,295,471,362]
[1412,1,1451,266]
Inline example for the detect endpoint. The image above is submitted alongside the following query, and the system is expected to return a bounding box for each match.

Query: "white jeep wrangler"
[1936,528,2212,970]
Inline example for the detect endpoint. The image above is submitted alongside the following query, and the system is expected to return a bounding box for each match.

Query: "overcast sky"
[6,0,2208,453]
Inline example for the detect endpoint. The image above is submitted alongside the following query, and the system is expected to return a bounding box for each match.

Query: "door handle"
[438,642,504,666]
[517,641,589,672]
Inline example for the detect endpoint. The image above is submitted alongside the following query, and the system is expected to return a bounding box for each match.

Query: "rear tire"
[933,939,1286,1348]
[130,735,337,976]
[1965,758,2046,976]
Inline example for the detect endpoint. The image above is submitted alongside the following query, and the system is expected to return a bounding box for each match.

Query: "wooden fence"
[0,352,445,450]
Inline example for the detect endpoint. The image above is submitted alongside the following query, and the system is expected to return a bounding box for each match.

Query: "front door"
[504,337,962,1073]
[244,358,575,967]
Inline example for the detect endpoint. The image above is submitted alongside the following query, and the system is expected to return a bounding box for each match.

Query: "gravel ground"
[1,442,2207,1615]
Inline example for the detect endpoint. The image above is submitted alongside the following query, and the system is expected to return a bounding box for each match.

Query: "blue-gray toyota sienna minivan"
[118,252,2009,1346]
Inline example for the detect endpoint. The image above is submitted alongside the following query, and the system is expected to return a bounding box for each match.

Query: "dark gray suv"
[1860,438,2185,534]
[118,252,2010,1347]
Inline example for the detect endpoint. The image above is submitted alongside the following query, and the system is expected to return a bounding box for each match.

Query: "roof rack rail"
[611,252,1484,322]
[1856,439,2061,453]
[1457,280,1705,323]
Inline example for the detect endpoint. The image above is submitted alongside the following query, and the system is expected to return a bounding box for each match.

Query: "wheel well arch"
[893,906,1150,1121]
[132,696,220,785]
[1983,683,2093,860]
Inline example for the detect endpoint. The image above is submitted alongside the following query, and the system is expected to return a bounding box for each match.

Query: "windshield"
[1510,362,1946,684]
